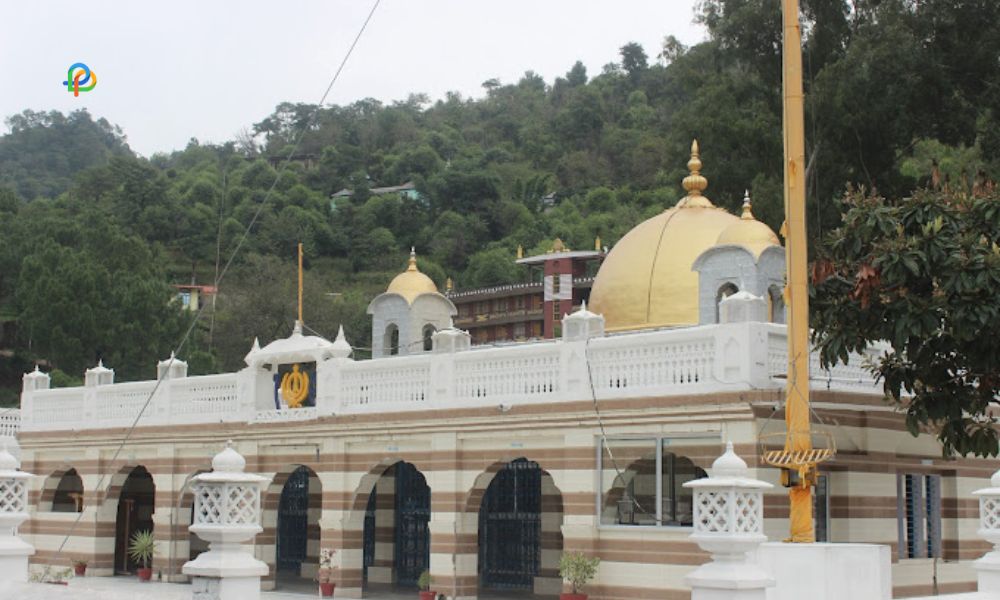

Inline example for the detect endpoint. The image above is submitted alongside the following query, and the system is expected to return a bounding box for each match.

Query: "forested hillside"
[1,0,998,405]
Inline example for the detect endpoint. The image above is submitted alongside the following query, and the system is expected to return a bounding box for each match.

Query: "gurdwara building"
[6,144,986,598]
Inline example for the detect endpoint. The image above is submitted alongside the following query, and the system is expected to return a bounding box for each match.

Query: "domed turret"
[588,141,741,330]
[386,248,438,304]
[715,191,780,258]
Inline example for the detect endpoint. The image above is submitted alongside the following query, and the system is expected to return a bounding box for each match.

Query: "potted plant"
[558,552,600,600]
[128,529,156,581]
[73,558,88,576]
[417,569,435,600]
[317,548,337,597]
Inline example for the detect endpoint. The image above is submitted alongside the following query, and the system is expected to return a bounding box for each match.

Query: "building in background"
[447,239,604,344]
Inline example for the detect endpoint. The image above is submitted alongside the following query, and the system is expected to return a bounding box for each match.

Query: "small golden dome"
[715,190,781,258]
[589,141,740,330]
[386,248,438,304]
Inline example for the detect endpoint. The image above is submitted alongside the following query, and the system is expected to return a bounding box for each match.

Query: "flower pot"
[74,564,87,576]
[560,594,588,600]
[419,590,437,600]
[320,582,336,597]
[137,567,153,581]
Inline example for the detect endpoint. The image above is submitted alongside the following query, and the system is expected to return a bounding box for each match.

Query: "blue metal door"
[478,459,541,590]
[394,462,430,588]
[277,467,310,573]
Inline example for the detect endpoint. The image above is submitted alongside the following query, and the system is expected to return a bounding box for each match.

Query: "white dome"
[212,441,246,473]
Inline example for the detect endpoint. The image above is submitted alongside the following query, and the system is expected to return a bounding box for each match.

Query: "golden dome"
[715,191,781,258]
[386,248,438,304]
[589,141,740,330]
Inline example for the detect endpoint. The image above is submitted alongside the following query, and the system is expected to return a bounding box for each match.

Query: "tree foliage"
[812,182,1000,457]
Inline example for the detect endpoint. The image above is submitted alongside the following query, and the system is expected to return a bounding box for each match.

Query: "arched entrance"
[361,461,430,590]
[275,467,315,580]
[113,466,155,575]
[476,458,563,595]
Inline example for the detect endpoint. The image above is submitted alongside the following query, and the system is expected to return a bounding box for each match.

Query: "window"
[384,324,399,356]
[552,275,561,295]
[515,295,525,310]
[715,282,739,323]
[599,436,715,527]
[814,474,830,542]
[51,469,84,513]
[422,324,436,352]
[552,301,561,322]
[897,473,942,559]
[513,322,526,339]
[768,285,785,324]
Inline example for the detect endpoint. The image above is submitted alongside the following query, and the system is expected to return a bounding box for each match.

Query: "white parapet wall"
[16,321,884,434]
[756,542,893,600]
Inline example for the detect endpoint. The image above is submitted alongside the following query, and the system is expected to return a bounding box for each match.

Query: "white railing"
[454,344,561,403]
[168,373,240,422]
[0,409,19,438]
[588,328,718,397]
[766,328,882,393]
[340,356,431,410]
[17,321,882,433]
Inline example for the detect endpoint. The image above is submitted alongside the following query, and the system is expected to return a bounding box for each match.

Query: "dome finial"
[741,189,755,220]
[408,247,418,272]
[682,139,708,197]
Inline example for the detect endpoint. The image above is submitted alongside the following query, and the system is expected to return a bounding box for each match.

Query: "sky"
[2,1,705,157]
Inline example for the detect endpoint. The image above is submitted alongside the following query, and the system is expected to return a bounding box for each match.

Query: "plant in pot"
[128,529,156,581]
[317,548,337,597]
[558,552,600,600]
[417,569,435,600]
[73,558,88,576]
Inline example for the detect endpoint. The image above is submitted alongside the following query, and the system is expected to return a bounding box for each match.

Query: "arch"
[40,468,84,513]
[715,282,739,323]
[261,464,323,590]
[768,284,785,324]
[422,324,436,352]
[111,465,155,575]
[340,459,433,597]
[384,324,400,356]
[462,457,564,597]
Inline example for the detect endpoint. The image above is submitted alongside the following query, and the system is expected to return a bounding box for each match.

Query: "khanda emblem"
[280,363,310,408]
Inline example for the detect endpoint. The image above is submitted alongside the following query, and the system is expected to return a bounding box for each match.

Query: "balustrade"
[14,322,880,433]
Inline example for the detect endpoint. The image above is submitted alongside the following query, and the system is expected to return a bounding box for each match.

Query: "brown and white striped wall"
[16,389,989,599]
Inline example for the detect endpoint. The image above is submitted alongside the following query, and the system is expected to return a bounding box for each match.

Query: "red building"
[447,239,604,344]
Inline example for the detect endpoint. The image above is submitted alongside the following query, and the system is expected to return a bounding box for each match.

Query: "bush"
[559,552,599,594]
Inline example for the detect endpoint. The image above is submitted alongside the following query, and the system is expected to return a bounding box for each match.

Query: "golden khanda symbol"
[280,364,310,408]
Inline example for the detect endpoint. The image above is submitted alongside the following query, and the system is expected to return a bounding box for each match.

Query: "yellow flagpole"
[298,242,304,324]
[782,0,814,542]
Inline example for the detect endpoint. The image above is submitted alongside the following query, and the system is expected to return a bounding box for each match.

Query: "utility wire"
[43,0,383,572]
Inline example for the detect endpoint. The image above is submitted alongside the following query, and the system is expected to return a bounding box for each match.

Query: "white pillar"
[0,445,33,583]
[683,442,774,600]
[973,466,1000,592]
[183,442,270,600]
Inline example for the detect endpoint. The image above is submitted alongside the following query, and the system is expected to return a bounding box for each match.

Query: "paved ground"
[1,576,539,600]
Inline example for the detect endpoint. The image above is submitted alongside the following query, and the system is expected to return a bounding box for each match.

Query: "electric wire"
[41,0,383,573]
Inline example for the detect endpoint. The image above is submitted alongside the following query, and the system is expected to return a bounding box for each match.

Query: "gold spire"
[407,247,418,271]
[595,236,602,251]
[682,139,708,197]
[740,189,754,220]
[446,276,453,292]
[550,238,569,253]
[517,245,524,259]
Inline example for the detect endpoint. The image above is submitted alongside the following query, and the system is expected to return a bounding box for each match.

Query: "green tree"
[812,185,1000,457]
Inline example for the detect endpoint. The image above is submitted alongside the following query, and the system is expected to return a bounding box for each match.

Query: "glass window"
[552,275,561,295]
[599,436,715,527]
[898,473,942,559]
[814,474,830,542]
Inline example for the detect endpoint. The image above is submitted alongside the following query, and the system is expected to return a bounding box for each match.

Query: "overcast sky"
[3,1,705,157]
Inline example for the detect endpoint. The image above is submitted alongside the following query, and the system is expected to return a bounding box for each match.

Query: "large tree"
[811,182,1000,457]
